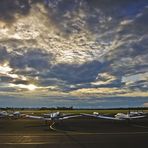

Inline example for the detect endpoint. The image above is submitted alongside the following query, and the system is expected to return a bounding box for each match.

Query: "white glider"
[26,112,82,121]
[82,111,147,121]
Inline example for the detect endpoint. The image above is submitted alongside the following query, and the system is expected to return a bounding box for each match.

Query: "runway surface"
[0,117,148,148]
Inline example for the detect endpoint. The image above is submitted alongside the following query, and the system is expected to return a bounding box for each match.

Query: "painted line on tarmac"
[0,132,148,136]
[132,124,148,129]
[50,122,56,131]
[0,142,52,145]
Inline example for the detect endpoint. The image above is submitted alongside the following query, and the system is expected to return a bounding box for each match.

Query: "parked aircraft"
[0,111,25,119]
[26,111,82,122]
[0,111,8,118]
[82,111,147,121]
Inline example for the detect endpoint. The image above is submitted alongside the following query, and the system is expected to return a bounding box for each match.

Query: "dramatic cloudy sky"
[0,0,148,108]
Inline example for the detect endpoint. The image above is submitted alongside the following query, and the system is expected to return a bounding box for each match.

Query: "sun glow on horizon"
[9,83,38,91]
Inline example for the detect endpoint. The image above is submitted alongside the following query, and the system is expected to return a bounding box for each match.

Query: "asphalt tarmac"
[0,117,148,148]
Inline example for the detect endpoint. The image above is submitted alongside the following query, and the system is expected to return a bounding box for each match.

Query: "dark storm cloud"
[0,0,31,22]
[128,80,148,91]
[9,48,53,70]
[50,60,104,84]
[12,79,30,85]
[42,0,148,35]
[0,0,51,22]
[0,76,13,83]
[0,0,147,35]
[0,46,53,70]
[0,46,9,63]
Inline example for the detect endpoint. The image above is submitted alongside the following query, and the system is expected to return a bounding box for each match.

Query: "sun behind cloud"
[27,84,38,91]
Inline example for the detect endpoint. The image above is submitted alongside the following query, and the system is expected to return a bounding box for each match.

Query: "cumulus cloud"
[0,0,148,107]
[120,19,134,25]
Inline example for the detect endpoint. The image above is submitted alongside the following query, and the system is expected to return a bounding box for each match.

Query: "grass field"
[18,109,148,116]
